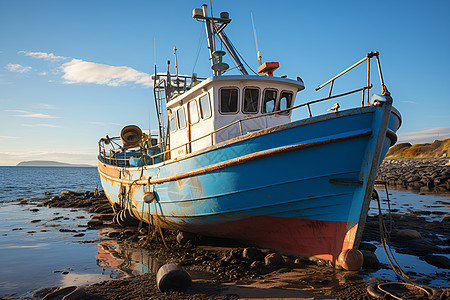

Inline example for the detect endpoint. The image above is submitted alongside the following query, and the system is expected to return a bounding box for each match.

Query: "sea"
[0,166,449,298]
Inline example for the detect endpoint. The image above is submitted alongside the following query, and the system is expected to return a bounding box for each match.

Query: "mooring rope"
[375,183,411,280]
[94,174,100,197]
[153,198,168,249]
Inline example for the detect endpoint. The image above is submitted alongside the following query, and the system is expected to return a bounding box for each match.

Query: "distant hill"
[16,160,94,167]
[385,138,450,159]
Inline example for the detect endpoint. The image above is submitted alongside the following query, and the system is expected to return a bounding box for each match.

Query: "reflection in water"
[59,272,116,288]
[96,240,163,277]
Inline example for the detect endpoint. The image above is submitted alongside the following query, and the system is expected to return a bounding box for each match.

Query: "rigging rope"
[227,37,258,75]
[191,26,205,75]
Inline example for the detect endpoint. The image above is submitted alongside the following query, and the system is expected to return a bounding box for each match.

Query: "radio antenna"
[251,12,262,66]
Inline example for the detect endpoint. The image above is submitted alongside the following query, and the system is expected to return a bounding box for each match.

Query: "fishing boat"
[97,5,401,266]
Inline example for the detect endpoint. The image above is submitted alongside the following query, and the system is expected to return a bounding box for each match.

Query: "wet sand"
[5,187,448,300]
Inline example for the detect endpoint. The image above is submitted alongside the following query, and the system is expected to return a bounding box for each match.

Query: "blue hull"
[99,99,401,262]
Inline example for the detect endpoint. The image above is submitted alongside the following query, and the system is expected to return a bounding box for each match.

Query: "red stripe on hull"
[186,215,351,262]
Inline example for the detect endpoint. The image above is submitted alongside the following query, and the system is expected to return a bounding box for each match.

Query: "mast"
[201,5,217,75]
[193,5,248,76]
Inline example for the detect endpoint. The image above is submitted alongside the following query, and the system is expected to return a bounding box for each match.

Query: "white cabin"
[166,75,305,158]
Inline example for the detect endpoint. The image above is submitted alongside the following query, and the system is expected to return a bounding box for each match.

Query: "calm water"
[0,167,449,297]
[0,166,100,203]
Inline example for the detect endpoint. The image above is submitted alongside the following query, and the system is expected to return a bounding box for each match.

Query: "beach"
[0,161,449,299]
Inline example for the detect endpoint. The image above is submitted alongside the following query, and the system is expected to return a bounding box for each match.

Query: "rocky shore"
[376,158,450,193]
[13,181,448,300]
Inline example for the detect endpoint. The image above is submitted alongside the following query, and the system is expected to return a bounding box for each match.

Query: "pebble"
[442,214,450,223]
[176,231,196,245]
[242,247,263,261]
[87,218,103,227]
[396,229,422,241]
[360,250,380,269]
[359,242,377,252]
[264,253,285,267]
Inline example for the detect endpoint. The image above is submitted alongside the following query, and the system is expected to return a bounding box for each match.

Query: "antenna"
[173,46,179,81]
[251,12,262,66]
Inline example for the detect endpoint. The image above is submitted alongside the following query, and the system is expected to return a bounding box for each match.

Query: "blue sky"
[1,0,449,166]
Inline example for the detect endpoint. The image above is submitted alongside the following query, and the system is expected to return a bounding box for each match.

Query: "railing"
[99,51,388,168]
[98,136,163,167]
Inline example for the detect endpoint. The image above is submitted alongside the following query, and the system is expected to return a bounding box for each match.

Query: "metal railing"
[99,51,388,167]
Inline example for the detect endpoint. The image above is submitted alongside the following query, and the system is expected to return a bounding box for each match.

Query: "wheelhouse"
[166,75,305,158]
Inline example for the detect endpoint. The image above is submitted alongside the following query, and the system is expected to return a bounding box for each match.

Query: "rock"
[361,250,380,269]
[359,242,377,252]
[396,229,421,241]
[404,239,442,256]
[59,228,77,233]
[61,190,83,196]
[442,214,450,223]
[101,213,115,221]
[228,249,242,260]
[242,247,263,261]
[294,258,305,265]
[87,218,103,227]
[423,254,450,269]
[156,263,191,292]
[108,231,120,238]
[176,231,196,246]
[264,253,285,267]
[251,260,263,268]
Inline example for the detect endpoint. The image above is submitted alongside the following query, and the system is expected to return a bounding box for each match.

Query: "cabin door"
[187,100,200,153]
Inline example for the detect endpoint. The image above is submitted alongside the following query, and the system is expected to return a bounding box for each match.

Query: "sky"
[1,0,449,166]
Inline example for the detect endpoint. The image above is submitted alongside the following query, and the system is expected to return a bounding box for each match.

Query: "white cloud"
[22,124,62,128]
[61,59,153,87]
[6,63,32,73]
[397,127,450,144]
[39,72,48,76]
[0,136,18,139]
[19,51,67,62]
[35,103,57,109]
[5,110,60,118]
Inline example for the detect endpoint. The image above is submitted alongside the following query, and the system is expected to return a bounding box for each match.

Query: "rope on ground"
[377,282,432,300]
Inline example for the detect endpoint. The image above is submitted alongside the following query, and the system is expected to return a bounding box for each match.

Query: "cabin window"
[177,107,187,129]
[220,88,239,114]
[243,87,259,114]
[199,94,211,119]
[262,89,277,113]
[188,100,199,124]
[278,91,293,115]
[169,113,177,132]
